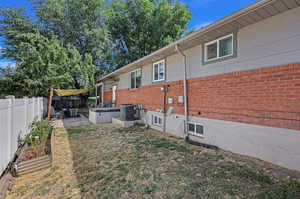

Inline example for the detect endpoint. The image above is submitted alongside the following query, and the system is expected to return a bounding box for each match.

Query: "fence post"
[36,97,39,120]
[47,88,53,120]
[39,97,42,120]
[11,96,15,161]
[33,97,36,120]
[5,96,15,162]
[24,97,28,135]
[32,98,35,122]
[41,97,44,119]
[8,97,12,162]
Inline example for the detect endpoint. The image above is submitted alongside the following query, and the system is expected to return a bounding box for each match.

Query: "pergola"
[47,88,90,120]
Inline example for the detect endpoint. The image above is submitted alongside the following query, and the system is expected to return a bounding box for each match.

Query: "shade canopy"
[53,89,90,97]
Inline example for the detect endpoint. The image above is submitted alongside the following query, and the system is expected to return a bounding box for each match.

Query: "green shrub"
[24,120,53,148]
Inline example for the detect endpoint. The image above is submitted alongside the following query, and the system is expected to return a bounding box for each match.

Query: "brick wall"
[116,84,165,111]
[188,63,300,130]
[103,91,112,102]
[109,63,300,130]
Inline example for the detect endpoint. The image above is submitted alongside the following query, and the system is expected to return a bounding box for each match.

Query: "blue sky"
[0,0,257,68]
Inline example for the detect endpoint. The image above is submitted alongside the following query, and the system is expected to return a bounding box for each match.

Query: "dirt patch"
[7,124,300,199]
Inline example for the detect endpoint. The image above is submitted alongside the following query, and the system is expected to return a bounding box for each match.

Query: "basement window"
[204,34,233,62]
[152,115,163,126]
[153,60,165,82]
[130,69,142,89]
[188,122,204,137]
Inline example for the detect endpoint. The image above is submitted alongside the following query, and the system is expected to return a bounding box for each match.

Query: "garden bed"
[16,120,53,176]
[19,133,51,162]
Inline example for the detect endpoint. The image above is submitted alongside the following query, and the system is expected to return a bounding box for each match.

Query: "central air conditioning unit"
[120,104,140,121]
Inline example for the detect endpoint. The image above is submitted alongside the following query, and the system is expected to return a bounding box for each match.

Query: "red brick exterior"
[109,63,300,130]
[187,63,300,130]
[103,90,112,102]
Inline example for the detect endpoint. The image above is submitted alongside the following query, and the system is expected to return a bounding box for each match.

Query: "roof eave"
[99,0,299,82]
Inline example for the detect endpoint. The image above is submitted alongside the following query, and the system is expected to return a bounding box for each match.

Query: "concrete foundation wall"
[89,110,120,124]
[143,110,300,171]
[142,111,164,132]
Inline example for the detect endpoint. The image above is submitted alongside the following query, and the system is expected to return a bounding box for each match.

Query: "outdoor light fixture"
[160,85,170,92]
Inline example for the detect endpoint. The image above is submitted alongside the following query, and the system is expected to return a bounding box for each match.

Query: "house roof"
[99,0,300,82]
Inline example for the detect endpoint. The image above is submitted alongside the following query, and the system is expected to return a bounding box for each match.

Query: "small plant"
[17,133,25,147]
[22,120,53,158]
[66,128,83,135]
[139,184,158,194]
[26,120,53,143]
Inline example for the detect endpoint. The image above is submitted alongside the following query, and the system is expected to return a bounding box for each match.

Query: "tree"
[33,0,112,67]
[0,64,15,97]
[0,63,15,78]
[0,8,96,97]
[106,0,191,68]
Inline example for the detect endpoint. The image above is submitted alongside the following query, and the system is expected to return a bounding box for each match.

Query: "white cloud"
[0,46,4,57]
[0,62,15,68]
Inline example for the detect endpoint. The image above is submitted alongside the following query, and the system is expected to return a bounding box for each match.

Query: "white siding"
[114,6,300,88]
[188,6,300,79]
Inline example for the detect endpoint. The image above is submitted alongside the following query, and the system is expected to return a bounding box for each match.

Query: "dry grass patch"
[7,123,300,199]
[67,124,300,199]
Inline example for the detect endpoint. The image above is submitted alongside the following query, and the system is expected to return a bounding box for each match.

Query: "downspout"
[101,82,104,107]
[95,84,98,107]
[175,44,189,139]
[163,86,167,132]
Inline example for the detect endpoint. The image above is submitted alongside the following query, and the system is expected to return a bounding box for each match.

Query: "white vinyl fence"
[0,97,47,176]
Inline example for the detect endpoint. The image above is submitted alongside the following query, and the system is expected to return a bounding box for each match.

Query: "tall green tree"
[106,0,191,68]
[33,0,112,67]
[0,8,96,97]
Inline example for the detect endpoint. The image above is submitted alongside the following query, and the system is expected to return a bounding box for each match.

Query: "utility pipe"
[175,44,189,138]
[163,85,167,133]
[101,82,104,107]
[95,84,98,108]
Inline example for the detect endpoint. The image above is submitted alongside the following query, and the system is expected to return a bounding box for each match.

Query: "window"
[188,122,204,136]
[152,115,163,126]
[130,69,142,89]
[204,34,233,62]
[153,60,165,82]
